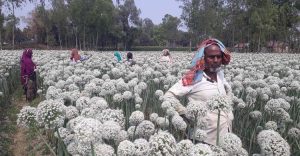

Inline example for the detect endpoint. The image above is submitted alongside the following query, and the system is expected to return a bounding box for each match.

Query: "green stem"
[33,126,57,156]
[216,109,221,146]
[296,139,300,150]
[133,125,137,141]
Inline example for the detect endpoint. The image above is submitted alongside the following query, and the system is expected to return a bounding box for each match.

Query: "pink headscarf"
[20,49,36,85]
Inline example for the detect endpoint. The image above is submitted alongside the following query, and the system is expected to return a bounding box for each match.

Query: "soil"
[10,96,29,156]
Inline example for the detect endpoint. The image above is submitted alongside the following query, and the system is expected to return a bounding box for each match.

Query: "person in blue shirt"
[114,51,122,62]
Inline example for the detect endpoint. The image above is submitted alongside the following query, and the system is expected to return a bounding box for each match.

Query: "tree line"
[0,0,299,52]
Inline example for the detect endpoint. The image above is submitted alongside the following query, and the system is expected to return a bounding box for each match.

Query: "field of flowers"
[1,50,300,156]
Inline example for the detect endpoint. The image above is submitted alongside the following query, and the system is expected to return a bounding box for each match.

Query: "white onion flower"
[80,108,98,118]
[194,129,207,142]
[112,67,122,78]
[134,138,150,156]
[161,100,172,111]
[249,110,262,120]
[287,127,300,139]
[156,117,169,129]
[210,145,228,156]
[206,94,232,112]
[166,107,178,117]
[35,99,65,129]
[102,121,122,141]
[150,113,159,122]
[149,131,177,155]
[46,86,62,100]
[122,91,133,100]
[55,127,71,140]
[93,143,115,156]
[66,116,85,131]
[176,140,193,156]
[265,98,290,114]
[117,140,135,156]
[96,109,125,129]
[171,115,187,131]
[74,118,103,144]
[186,101,208,121]
[116,79,129,92]
[65,106,79,119]
[88,96,108,111]
[113,93,124,103]
[127,126,135,140]
[129,111,144,126]
[135,96,143,104]
[75,96,91,111]
[102,74,110,80]
[100,80,116,95]
[219,133,243,155]
[67,141,79,155]
[17,106,37,128]
[257,130,290,156]
[114,130,129,144]
[265,121,277,131]
[136,120,155,139]
[135,104,141,110]
[155,90,164,97]
[138,82,147,90]
[190,143,213,156]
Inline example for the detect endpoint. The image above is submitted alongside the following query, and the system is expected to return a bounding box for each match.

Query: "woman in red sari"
[20,49,37,101]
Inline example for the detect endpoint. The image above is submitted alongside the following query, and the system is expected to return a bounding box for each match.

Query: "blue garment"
[114,51,122,62]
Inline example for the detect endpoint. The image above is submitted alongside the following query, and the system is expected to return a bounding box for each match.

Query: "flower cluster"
[257,130,290,156]
[149,131,177,155]
[17,106,37,128]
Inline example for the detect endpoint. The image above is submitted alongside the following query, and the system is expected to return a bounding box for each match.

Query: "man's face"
[204,45,222,72]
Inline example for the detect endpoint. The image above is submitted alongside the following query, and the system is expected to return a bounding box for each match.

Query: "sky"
[5,0,186,31]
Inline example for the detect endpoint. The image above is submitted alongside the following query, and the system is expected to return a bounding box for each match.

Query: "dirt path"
[10,96,29,156]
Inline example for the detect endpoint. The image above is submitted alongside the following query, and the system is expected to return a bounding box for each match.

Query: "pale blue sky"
[6,0,185,31]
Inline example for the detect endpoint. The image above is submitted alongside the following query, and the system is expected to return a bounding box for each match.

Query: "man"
[164,38,233,145]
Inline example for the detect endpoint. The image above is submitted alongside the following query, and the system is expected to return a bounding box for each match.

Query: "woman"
[114,51,122,62]
[20,49,37,101]
[160,49,172,63]
[164,38,232,145]
[126,52,135,66]
[70,48,81,62]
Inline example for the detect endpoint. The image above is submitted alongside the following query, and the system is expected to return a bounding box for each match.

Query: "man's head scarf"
[182,38,231,86]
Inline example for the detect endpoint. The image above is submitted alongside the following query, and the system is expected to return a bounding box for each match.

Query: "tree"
[88,0,115,49]
[26,5,51,46]
[50,0,68,49]
[0,9,4,49]
[159,14,181,48]
[178,0,226,50]
[247,0,277,51]
[118,0,141,50]
[4,0,29,49]
[3,14,20,45]
[137,18,155,46]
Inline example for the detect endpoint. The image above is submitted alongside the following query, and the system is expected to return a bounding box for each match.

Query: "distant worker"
[20,49,37,101]
[126,52,136,66]
[160,49,172,63]
[114,51,122,63]
[70,48,89,63]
